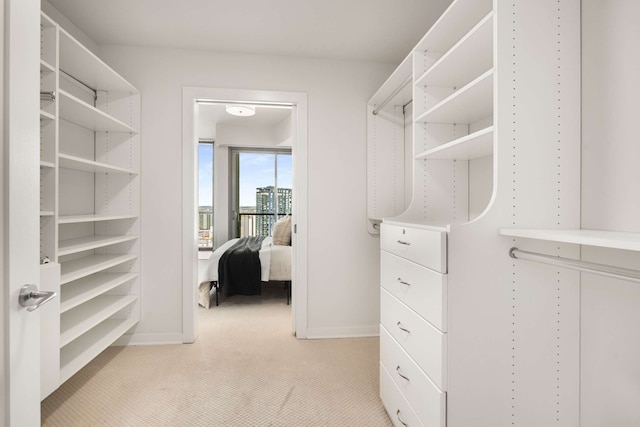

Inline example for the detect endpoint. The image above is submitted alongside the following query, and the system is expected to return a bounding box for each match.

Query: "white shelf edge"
[60,295,137,347]
[58,89,138,133]
[60,253,138,285]
[58,214,138,224]
[40,59,55,74]
[40,160,55,168]
[59,153,139,175]
[58,28,139,94]
[415,126,494,160]
[59,317,138,384]
[414,0,493,53]
[40,211,55,217]
[368,53,413,107]
[40,11,56,29]
[58,235,139,257]
[414,12,493,88]
[415,69,493,124]
[498,228,640,252]
[40,110,55,121]
[60,272,138,313]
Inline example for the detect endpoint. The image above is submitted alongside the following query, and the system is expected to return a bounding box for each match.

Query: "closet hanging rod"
[372,75,412,116]
[509,247,640,284]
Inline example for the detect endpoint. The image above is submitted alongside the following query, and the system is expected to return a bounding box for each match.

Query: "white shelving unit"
[39,11,141,400]
[415,126,493,161]
[371,1,583,426]
[59,317,138,384]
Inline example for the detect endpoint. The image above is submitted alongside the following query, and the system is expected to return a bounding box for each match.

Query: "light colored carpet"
[42,285,392,426]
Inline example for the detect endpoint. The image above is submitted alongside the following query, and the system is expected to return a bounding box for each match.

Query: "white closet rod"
[372,75,412,116]
[509,247,640,283]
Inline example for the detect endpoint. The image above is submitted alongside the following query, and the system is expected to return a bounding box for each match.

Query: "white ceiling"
[46,0,453,63]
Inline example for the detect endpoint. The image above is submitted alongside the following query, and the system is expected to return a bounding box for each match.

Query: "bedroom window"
[198,140,214,250]
[231,148,292,238]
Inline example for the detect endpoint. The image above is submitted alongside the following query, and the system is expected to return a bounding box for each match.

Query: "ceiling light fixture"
[225,105,255,117]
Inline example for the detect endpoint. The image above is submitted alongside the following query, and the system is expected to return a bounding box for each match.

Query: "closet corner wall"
[371,1,584,426]
[39,11,141,399]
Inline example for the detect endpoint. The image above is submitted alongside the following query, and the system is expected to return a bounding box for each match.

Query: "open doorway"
[182,87,308,342]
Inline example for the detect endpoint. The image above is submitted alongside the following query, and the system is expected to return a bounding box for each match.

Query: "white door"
[2,0,43,425]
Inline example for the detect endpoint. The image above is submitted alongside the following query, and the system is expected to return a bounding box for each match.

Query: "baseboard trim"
[112,332,184,346]
[304,325,379,339]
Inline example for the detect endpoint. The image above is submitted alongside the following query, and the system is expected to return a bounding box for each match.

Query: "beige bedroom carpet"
[41,285,392,426]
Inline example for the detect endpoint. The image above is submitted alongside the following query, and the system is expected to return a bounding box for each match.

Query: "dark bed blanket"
[218,236,264,297]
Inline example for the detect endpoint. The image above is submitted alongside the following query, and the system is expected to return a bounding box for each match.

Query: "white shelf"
[59,89,137,133]
[40,110,55,121]
[415,13,493,90]
[60,254,138,285]
[58,214,138,224]
[368,53,413,108]
[59,317,138,383]
[40,59,55,74]
[59,29,138,93]
[60,295,137,347]
[61,272,138,314]
[416,126,493,160]
[40,211,55,217]
[58,235,138,257]
[41,11,56,29]
[40,160,55,168]
[414,0,493,54]
[59,153,138,175]
[498,229,640,252]
[415,70,493,125]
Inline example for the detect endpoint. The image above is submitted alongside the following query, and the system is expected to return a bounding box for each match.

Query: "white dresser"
[379,222,447,427]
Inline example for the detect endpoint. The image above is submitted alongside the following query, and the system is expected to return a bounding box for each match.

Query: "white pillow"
[272,215,292,245]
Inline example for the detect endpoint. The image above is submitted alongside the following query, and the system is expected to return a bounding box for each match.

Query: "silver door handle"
[19,284,57,312]
[397,278,411,286]
[397,240,411,245]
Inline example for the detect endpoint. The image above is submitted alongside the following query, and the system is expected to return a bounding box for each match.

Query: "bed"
[198,217,292,309]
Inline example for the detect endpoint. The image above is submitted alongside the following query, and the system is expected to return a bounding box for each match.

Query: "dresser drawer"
[381,288,447,390]
[380,326,446,427]
[380,223,447,273]
[380,362,424,427]
[381,250,447,332]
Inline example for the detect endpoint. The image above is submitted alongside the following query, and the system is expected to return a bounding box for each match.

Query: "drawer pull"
[397,240,411,246]
[396,409,409,426]
[396,321,411,334]
[396,365,410,381]
[396,278,411,286]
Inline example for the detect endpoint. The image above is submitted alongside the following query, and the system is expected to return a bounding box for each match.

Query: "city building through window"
[198,140,214,250]
[231,148,292,238]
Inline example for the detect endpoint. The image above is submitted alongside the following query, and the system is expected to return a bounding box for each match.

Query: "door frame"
[2,0,42,424]
[182,87,308,341]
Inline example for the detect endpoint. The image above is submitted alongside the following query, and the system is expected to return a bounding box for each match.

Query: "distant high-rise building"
[255,186,292,237]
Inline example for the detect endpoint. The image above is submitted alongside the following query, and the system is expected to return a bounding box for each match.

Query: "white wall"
[581,1,640,425]
[96,45,395,339]
[216,123,284,148]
